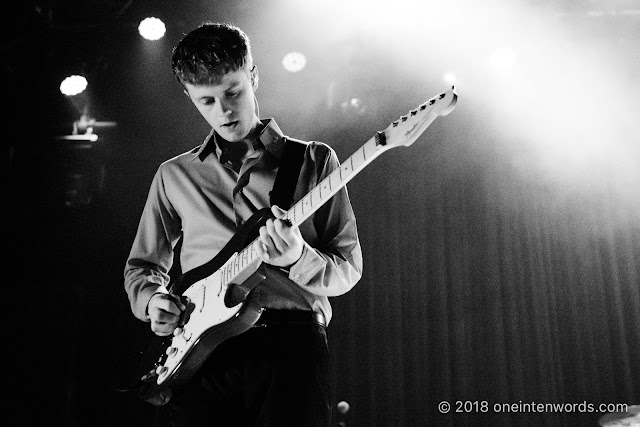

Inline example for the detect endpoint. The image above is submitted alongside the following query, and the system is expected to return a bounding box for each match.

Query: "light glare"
[443,72,457,85]
[489,47,517,72]
[60,75,88,96]
[282,52,307,73]
[138,17,166,41]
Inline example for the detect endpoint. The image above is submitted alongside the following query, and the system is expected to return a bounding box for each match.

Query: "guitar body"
[134,208,277,405]
[136,292,264,405]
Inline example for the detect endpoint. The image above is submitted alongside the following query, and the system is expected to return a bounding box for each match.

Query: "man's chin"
[217,127,247,143]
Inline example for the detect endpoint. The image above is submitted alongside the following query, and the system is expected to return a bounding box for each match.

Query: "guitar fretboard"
[286,133,389,227]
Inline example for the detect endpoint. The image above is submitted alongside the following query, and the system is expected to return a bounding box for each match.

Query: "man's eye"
[226,91,238,97]
[202,99,214,105]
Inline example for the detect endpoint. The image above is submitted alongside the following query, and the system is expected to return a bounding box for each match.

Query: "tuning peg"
[401,115,408,122]
[439,93,446,99]
[392,120,399,127]
[420,104,427,110]
[429,99,435,105]
[410,110,417,116]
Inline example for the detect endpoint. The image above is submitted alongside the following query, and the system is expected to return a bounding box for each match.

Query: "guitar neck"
[285,132,391,227]
[221,89,456,286]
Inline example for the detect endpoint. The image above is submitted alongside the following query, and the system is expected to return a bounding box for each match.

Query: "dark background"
[6,1,639,426]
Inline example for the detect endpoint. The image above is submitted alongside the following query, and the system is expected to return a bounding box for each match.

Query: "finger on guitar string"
[265,218,289,253]
[256,239,270,260]
[155,309,180,323]
[273,216,298,244]
[150,317,178,336]
[151,328,174,337]
[270,205,293,228]
[258,225,277,257]
[150,317,180,336]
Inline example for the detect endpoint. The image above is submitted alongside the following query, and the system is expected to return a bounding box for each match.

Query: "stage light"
[340,97,366,115]
[60,75,88,96]
[282,52,307,73]
[489,47,517,72]
[138,17,166,41]
[443,72,457,85]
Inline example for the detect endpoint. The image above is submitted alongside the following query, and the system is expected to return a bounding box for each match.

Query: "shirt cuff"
[143,285,170,320]
[287,242,326,286]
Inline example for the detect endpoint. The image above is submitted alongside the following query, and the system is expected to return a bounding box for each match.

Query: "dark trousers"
[168,315,332,426]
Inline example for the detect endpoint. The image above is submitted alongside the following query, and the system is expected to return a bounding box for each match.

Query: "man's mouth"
[222,121,238,128]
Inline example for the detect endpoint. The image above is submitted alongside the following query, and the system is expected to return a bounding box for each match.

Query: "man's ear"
[250,65,259,91]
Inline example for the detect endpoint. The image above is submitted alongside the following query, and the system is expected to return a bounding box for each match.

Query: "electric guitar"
[127,88,458,405]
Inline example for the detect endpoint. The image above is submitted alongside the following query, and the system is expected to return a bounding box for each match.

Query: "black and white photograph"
[6,1,639,426]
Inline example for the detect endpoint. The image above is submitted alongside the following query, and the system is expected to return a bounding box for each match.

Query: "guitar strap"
[269,136,307,210]
[168,136,307,285]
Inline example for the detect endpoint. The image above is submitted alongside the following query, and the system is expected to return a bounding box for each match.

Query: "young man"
[124,22,362,426]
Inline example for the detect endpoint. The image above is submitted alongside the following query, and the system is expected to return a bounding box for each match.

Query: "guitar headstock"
[381,87,458,149]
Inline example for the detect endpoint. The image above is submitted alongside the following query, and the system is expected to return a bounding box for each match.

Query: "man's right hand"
[147,293,186,336]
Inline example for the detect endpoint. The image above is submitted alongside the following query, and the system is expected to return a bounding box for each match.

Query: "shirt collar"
[192,118,286,162]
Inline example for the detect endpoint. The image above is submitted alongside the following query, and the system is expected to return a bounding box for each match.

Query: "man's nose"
[216,99,232,117]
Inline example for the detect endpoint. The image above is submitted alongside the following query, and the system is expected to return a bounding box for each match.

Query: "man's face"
[184,68,259,143]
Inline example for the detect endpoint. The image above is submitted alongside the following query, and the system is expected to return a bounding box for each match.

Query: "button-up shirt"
[124,119,362,324]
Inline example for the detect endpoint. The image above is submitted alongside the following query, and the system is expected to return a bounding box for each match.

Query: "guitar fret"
[331,169,339,192]
[312,186,321,207]
[353,145,366,169]
[341,163,351,181]
[365,139,376,159]
[295,202,302,223]
[250,241,256,261]
[322,178,331,195]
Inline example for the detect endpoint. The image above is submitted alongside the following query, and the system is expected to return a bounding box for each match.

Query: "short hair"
[171,22,253,86]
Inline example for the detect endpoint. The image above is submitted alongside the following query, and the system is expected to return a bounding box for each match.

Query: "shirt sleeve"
[124,165,182,321]
[287,143,363,297]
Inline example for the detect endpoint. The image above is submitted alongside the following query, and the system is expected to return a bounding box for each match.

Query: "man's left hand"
[257,205,304,268]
